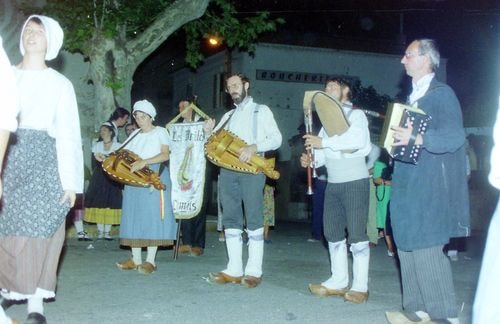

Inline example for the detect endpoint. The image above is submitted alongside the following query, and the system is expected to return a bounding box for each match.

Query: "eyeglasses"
[404,52,423,59]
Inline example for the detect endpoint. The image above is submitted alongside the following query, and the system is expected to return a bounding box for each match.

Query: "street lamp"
[205,33,232,108]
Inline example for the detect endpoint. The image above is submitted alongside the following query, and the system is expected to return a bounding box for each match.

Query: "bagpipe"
[303,90,351,137]
[302,90,351,194]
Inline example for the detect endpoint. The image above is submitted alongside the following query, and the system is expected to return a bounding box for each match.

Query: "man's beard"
[231,88,247,104]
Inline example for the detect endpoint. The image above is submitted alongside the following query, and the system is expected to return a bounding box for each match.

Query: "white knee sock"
[104,224,112,234]
[27,297,44,315]
[322,239,349,289]
[146,246,158,266]
[0,307,12,323]
[245,227,264,277]
[223,228,243,277]
[350,241,370,292]
[74,220,84,233]
[131,247,142,265]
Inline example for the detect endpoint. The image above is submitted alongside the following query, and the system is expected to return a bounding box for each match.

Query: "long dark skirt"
[83,163,122,225]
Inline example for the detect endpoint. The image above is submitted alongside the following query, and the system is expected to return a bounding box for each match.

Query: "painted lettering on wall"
[256,69,354,84]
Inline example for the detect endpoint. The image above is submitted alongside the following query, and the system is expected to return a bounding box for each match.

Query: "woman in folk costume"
[83,123,123,240]
[0,15,83,324]
[116,100,177,274]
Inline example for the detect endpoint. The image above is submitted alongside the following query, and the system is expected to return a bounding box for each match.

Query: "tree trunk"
[0,0,23,55]
[88,36,117,128]
[88,0,210,130]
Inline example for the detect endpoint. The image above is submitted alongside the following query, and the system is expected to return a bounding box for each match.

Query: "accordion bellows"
[204,129,280,179]
[102,149,166,190]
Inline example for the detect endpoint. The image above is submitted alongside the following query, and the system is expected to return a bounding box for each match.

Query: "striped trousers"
[398,245,458,319]
[323,178,369,244]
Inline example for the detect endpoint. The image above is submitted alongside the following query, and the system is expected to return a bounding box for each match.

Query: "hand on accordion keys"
[391,117,423,147]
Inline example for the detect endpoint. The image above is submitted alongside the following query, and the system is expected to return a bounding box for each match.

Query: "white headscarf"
[19,15,64,61]
[133,100,157,120]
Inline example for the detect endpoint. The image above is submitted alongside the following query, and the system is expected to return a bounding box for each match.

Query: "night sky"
[234,0,499,127]
[135,1,499,127]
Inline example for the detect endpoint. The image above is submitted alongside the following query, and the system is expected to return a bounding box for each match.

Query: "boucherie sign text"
[256,69,352,84]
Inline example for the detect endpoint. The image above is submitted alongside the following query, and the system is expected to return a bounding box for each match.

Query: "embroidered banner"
[167,122,206,219]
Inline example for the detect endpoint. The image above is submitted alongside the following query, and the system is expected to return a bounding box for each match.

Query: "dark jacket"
[390,78,470,251]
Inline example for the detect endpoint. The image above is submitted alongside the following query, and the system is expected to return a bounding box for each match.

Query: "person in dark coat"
[385,39,470,324]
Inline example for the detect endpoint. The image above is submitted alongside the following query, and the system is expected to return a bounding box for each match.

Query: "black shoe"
[0,295,13,310]
[25,312,47,324]
[103,233,114,241]
[77,231,92,241]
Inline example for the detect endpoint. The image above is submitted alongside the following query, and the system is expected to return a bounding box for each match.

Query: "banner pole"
[173,219,182,260]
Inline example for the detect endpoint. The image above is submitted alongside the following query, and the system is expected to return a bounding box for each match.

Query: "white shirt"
[409,73,435,106]
[366,143,381,170]
[489,106,500,189]
[0,37,19,132]
[214,96,282,152]
[125,127,170,160]
[14,67,84,192]
[315,105,371,183]
[92,140,120,155]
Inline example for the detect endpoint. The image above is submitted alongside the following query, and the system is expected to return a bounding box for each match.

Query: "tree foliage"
[351,81,392,115]
[21,0,179,54]
[183,0,284,68]
[21,0,283,69]
[17,0,282,131]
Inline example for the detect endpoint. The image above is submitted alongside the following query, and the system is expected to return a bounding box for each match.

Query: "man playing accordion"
[385,39,469,324]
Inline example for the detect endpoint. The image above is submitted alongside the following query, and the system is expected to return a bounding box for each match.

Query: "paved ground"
[4,220,485,324]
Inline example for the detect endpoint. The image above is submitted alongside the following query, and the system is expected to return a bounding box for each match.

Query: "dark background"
[135,0,499,127]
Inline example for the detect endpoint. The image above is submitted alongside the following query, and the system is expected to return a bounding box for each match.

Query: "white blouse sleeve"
[54,78,84,193]
[158,127,171,146]
[256,105,282,152]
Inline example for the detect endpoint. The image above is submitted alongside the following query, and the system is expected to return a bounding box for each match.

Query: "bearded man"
[208,73,282,288]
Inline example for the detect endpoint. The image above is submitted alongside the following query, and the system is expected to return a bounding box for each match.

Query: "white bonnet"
[19,15,64,61]
[133,100,157,120]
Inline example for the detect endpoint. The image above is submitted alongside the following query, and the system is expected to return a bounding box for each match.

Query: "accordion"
[380,103,431,164]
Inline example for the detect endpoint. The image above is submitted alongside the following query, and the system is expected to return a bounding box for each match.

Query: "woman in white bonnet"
[116,99,177,274]
[0,15,83,324]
